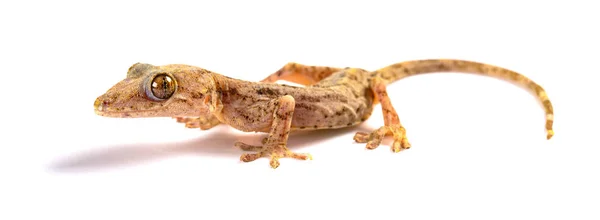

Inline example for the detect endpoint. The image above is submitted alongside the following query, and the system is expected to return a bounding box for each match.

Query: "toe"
[402,139,411,149]
[269,156,280,169]
[286,152,313,160]
[391,140,402,153]
[235,141,263,151]
[240,153,262,162]
[353,132,370,143]
[366,140,381,149]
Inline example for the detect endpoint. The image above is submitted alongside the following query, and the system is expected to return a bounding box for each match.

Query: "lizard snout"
[94,94,117,114]
[94,97,108,112]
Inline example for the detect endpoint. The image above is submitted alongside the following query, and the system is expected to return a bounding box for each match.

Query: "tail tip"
[546,129,554,140]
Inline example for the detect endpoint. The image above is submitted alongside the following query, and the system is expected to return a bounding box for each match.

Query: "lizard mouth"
[93,97,204,118]
[95,108,131,117]
[94,105,156,118]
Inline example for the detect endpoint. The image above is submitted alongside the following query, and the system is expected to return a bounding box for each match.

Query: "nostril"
[94,98,109,111]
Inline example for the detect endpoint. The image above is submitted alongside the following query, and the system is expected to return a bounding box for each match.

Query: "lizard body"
[94,59,554,168]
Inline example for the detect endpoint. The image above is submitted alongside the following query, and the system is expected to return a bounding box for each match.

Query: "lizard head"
[94,63,216,118]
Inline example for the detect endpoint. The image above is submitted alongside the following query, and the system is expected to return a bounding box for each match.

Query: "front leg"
[234,95,312,169]
[353,77,411,152]
[174,115,221,130]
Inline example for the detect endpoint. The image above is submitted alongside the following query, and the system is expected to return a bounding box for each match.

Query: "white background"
[1,0,598,219]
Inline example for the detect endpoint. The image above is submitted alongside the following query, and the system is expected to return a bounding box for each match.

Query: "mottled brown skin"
[95,59,554,169]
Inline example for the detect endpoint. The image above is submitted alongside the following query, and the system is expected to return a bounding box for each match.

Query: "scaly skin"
[94,59,554,168]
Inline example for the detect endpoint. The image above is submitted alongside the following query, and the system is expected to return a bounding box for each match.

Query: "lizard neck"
[205,72,249,121]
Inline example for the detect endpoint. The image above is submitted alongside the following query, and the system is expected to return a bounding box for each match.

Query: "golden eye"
[148,73,176,100]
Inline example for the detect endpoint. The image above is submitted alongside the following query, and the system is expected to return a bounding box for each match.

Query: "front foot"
[175,115,220,130]
[234,141,312,169]
[353,124,411,152]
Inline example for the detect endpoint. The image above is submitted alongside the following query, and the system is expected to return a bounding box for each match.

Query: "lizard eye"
[147,73,176,100]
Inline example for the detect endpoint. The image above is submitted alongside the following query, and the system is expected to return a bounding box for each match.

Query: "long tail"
[372,59,554,140]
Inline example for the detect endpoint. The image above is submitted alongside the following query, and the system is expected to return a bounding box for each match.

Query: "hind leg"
[261,62,342,85]
[353,77,411,152]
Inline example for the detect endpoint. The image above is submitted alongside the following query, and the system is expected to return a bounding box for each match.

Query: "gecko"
[94,59,554,169]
